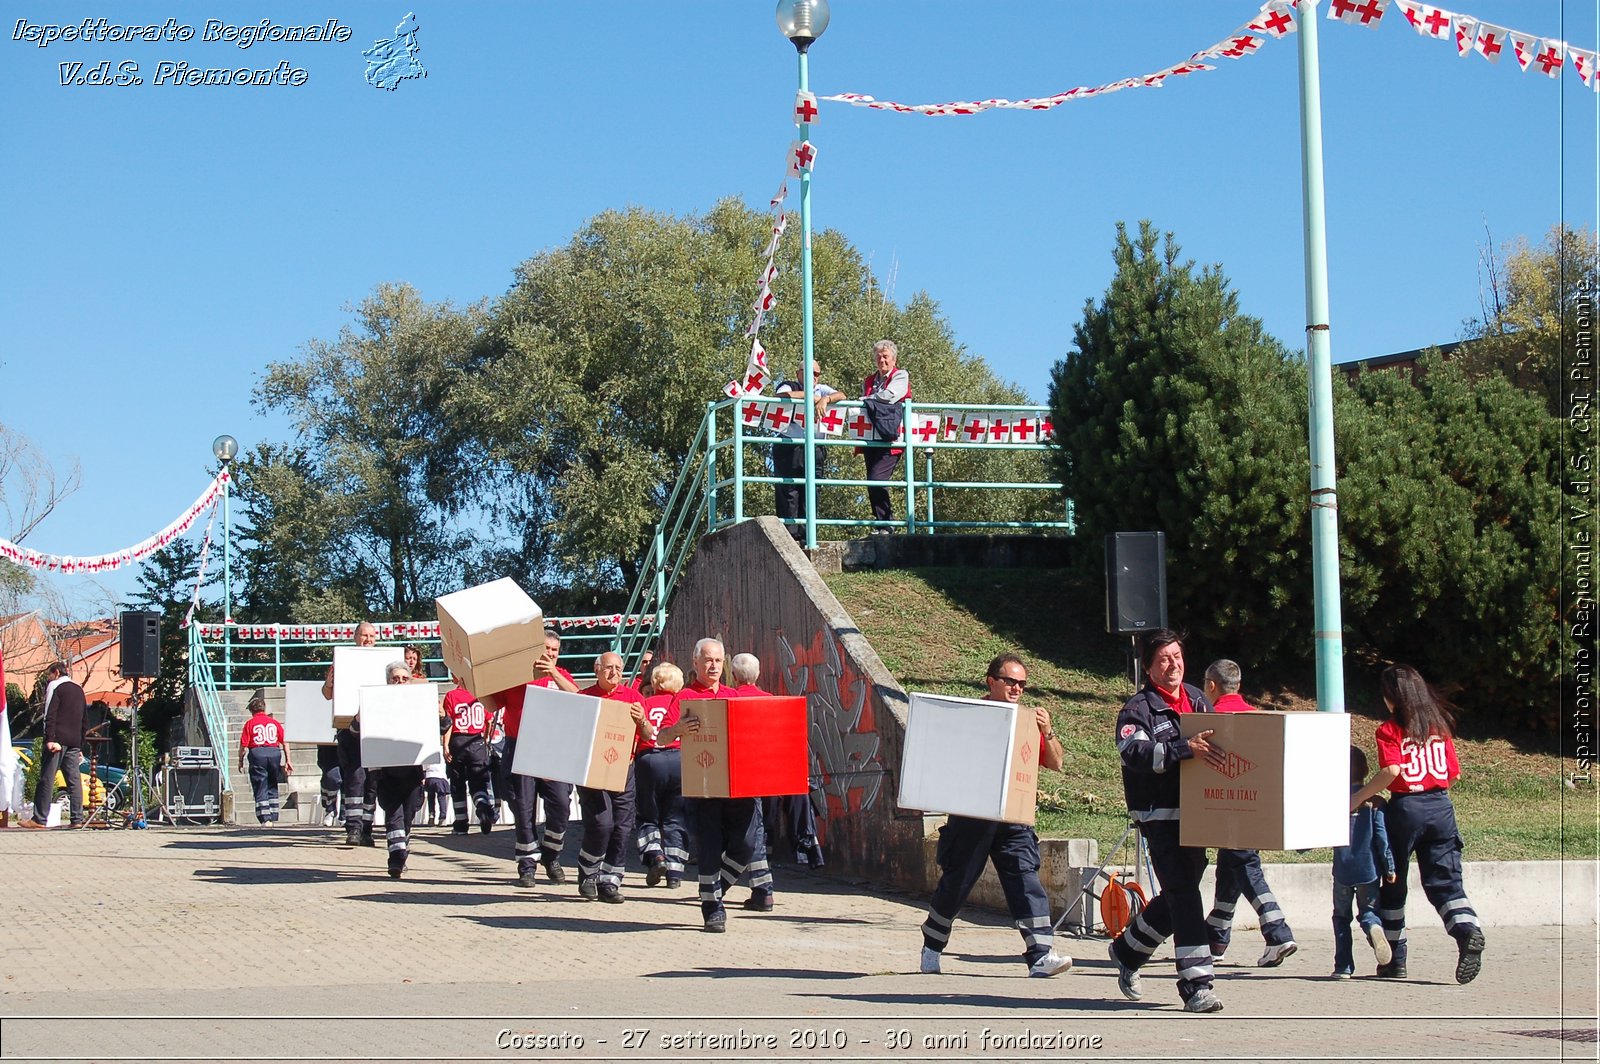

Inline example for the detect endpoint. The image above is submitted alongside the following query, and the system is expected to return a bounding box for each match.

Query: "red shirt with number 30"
[1375,718,1459,794]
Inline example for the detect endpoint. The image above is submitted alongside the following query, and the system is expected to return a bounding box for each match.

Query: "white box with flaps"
[435,578,544,697]
[358,681,443,769]
[898,692,1040,826]
[330,646,396,729]
[282,679,335,744]
[509,685,637,792]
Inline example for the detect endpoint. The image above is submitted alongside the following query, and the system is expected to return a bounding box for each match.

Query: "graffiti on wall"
[776,627,888,815]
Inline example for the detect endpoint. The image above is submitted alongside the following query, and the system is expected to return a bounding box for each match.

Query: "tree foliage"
[1050,221,1567,729]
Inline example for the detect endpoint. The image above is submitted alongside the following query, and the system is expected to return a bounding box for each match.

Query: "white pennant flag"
[1399,2,1452,40]
[787,140,817,176]
[907,411,942,446]
[1508,31,1538,71]
[1474,22,1507,63]
[769,181,788,208]
[1248,2,1298,38]
[1571,47,1600,87]
[1327,0,1388,27]
[793,90,819,125]
[1453,16,1477,56]
[1532,39,1566,78]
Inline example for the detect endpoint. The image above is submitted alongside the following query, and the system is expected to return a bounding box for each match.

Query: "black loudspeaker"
[119,610,161,679]
[164,766,221,822]
[1105,532,1168,634]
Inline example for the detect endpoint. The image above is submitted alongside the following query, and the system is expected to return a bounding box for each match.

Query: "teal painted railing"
[185,622,232,793]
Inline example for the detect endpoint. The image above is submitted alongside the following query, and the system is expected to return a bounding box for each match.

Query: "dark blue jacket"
[1334,784,1395,885]
[1115,683,1212,823]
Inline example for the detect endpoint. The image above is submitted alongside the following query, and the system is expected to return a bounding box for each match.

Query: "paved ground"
[0,822,1594,1063]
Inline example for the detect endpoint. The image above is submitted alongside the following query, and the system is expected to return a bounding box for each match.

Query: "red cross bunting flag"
[940,412,961,441]
[1509,30,1537,70]
[909,411,942,445]
[1249,2,1298,37]
[1039,416,1056,443]
[1572,48,1600,87]
[1534,39,1566,77]
[844,410,875,441]
[958,412,991,445]
[1011,416,1039,444]
[725,338,770,398]
[1474,22,1505,61]
[761,214,788,259]
[816,405,846,436]
[787,140,817,176]
[770,182,788,208]
[1329,0,1388,27]
[794,90,819,125]
[987,418,1014,444]
[1453,15,1477,55]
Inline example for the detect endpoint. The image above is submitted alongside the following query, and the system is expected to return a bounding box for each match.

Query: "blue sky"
[2,0,1595,614]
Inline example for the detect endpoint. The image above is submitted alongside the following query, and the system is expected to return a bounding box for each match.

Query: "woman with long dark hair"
[1349,665,1485,984]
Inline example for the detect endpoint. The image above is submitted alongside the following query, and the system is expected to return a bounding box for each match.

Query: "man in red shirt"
[442,676,495,835]
[575,652,653,902]
[1199,659,1298,968]
[729,652,823,873]
[657,637,766,932]
[238,690,292,826]
[496,628,580,888]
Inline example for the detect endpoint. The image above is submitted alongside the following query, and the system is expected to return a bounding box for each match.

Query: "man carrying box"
[1200,659,1298,969]
[918,654,1071,978]
[575,652,653,902]
[324,622,380,847]
[497,628,580,888]
[657,637,761,933]
[1107,629,1229,1014]
[731,652,825,871]
[372,661,428,879]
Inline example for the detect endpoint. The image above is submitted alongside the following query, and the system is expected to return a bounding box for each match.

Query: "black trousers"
[1378,791,1482,964]
[578,764,638,889]
[634,748,688,873]
[335,728,375,830]
[374,766,424,871]
[773,440,824,528]
[690,796,762,919]
[246,748,282,824]
[446,733,494,828]
[1207,847,1293,953]
[863,448,902,522]
[920,816,1052,969]
[316,745,342,816]
[32,746,82,825]
[1111,821,1213,1000]
[503,735,572,874]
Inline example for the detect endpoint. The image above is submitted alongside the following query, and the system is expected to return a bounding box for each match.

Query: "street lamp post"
[777,0,829,549]
[212,435,237,687]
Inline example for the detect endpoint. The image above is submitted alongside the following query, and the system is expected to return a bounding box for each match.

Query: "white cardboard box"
[358,682,443,770]
[1179,710,1350,850]
[435,578,544,697]
[509,685,636,792]
[283,680,336,745]
[898,692,1039,825]
[331,647,400,728]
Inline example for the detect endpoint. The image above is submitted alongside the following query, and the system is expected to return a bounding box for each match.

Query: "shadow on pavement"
[809,989,1147,1012]
[646,967,866,980]
[192,865,343,884]
[454,914,675,934]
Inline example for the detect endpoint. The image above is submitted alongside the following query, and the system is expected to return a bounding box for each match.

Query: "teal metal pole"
[706,400,719,534]
[222,460,232,688]
[798,48,818,550]
[733,400,745,524]
[1295,1,1346,714]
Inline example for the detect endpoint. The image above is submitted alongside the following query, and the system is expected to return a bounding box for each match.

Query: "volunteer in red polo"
[496,627,579,888]
[574,651,654,902]
[239,690,291,826]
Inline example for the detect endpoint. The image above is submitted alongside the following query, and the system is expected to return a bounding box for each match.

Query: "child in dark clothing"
[1332,746,1396,978]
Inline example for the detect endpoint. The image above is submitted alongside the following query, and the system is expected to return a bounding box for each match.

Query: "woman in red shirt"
[238,690,292,827]
[1349,665,1484,985]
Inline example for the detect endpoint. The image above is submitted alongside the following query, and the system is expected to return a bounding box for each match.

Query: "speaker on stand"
[118,611,161,829]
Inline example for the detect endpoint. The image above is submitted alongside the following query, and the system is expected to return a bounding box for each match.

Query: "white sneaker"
[1108,941,1142,1001]
[1028,950,1073,978]
[1182,987,1224,1013]
[321,811,337,828]
[1258,941,1298,968]
[919,946,941,974]
[1367,924,1392,966]
[1211,952,1225,966]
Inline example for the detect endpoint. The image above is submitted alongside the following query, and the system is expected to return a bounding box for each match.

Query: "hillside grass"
[825,567,1597,863]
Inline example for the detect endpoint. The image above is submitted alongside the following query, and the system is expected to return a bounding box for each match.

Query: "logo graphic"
[602,747,619,765]
[1214,750,1256,781]
[1119,723,1136,740]
[696,750,717,769]
[363,12,425,91]
[1019,741,1034,766]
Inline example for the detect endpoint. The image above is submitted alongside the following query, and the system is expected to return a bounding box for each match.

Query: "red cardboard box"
[680,696,809,799]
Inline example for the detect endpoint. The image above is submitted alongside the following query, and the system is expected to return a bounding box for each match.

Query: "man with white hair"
[729,653,824,872]
[657,637,764,933]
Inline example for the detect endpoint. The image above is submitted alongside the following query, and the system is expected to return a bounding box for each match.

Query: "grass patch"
[825,567,1596,863]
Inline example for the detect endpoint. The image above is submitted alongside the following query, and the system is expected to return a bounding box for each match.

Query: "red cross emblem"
[1423,7,1449,35]
[746,370,765,391]
[742,402,762,423]
[1039,417,1055,441]
[962,418,988,443]
[848,413,872,438]
[795,142,816,170]
[819,407,844,433]
[1478,30,1502,57]
[911,418,938,444]
[1221,34,1260,57]
[1330,0,1358,17]
[988,419,1012,443]
[765,406,793,432]
[1535,45,1563,74]
[1354,0,1384,25]
[795,96,819,123]
[942,415,959,439]
[1012,418,1037,443]
[1514,37,1533,66]
[1258,7,1293,35]
[1401,3,1421,28]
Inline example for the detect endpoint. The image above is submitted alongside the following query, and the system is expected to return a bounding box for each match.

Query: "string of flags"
[180,496,222,630]
[194,614,659,643]
[0,470,230,575]
[819,0,1596,117]
[724,88,820,399]
[737,396,1055,446]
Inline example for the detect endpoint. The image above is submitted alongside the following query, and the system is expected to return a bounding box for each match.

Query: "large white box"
[358,682,443,770]
[898,692,1040,825]
[435,578,544,697]
[331,646,399,728]
[509,685,636,792]
[283,680,335,745]
[1179,710,1350,850]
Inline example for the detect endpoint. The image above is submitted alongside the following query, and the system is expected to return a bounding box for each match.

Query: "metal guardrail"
[185,623,232,793]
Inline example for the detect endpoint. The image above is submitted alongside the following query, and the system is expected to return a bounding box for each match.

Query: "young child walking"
[1332,746,1395,979]
[1349,665,1486,984]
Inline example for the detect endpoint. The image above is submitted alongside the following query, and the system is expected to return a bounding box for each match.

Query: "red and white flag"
[1248,2,1298,38]
[794,90,819,125]
[1572,48,1600,87]
[724,338,770,398]
[1508,31,1538,71]
[1399,2,1452,40]
[908,411,942,446]
[957,412,991,445]
[758,261,779,288]
[752,286,777,314]
[1011,416,1040,444]
[787,140,817,176]
[739,399,766,427]
[843,408,875,441]
[1038,415,1056,443]
[761,214,788,259]
[1453,16,1477,56]
[770,181,788,208]
[1532,39,1566,78]
[1216,33,1264,59]
[1473,23,1506,63]
[1327,0,1388,27]
[815,404,846,437]
[986,418,1014,444]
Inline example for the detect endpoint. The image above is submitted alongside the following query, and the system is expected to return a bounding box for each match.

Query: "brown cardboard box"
[899,692,1039,825]
[509,685,638,792]
[1178,710,1350,850]
[679,696,809,799]
[435,578,543,697]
